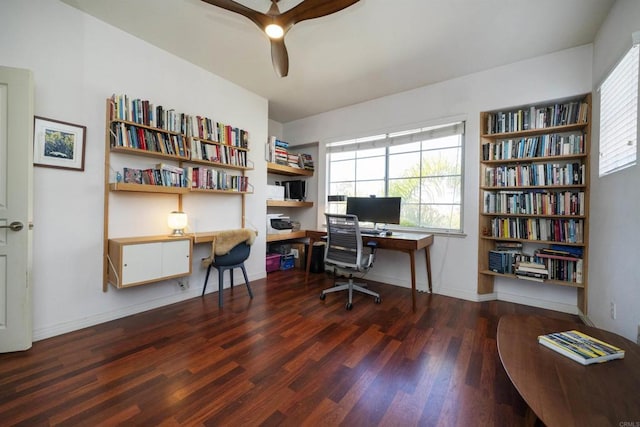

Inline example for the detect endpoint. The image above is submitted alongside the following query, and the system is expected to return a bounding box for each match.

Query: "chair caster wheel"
[375,297,381,304]
[320,293,326,300]
[346,302,353,310]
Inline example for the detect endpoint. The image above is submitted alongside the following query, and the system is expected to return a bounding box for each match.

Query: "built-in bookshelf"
[478,93,591,314]
[103,94,253,290]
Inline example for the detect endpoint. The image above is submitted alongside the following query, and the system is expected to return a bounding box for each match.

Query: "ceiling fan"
[201,0,360,77]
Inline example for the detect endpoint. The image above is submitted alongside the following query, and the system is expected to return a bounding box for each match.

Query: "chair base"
[320,277,381,310]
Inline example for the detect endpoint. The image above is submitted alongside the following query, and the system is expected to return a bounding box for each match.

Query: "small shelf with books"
[266,139,316,244]
[478,93,591,314]
[104,94,253,291]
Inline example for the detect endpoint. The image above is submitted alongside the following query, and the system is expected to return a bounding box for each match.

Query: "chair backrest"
[324,213,366,271]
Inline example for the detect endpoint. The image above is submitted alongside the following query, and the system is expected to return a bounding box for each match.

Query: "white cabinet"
[108,236,192,288]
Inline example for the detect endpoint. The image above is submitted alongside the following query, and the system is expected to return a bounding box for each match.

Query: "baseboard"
[33,272,263,341]
[496,290,579,315]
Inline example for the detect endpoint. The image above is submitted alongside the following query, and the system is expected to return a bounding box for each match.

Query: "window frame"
[325,121,466,234]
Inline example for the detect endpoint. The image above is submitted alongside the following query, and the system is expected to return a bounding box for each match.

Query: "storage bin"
[280,254,295,270]
[266,253,281,272]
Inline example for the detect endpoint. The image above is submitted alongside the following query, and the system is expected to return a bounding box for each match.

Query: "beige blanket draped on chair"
[201,228,257,267]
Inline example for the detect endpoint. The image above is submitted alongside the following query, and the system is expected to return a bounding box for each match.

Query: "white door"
[0,66,34,352]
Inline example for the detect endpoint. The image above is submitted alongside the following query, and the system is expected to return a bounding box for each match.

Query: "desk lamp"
[167,211,188,236]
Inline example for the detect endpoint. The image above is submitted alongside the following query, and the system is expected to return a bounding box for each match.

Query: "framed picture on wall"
[33,116,86,171]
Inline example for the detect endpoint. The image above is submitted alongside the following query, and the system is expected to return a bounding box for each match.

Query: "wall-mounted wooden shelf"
[267,231,307,243]
[267,200,313,208]
[267,162,313,176]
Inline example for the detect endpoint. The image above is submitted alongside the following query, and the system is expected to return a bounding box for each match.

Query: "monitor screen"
[346,197,401,225]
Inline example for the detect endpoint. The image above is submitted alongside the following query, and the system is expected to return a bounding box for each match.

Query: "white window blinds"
[599,37,639,177]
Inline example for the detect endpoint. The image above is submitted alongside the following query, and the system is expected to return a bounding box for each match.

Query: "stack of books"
[266,136,289,164]
[515,260,549,282]
[300,153,314,171]
[287,153,302,168]
[488,241,523,274]
[538,330,625,365]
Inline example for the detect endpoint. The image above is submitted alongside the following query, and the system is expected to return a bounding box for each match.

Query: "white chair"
[320,213,381,310]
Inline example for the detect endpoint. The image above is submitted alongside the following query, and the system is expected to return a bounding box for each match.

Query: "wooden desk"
[305,230,433,312]
[497,314,640,426]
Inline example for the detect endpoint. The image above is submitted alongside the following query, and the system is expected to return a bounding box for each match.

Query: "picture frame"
[33,116,86,171]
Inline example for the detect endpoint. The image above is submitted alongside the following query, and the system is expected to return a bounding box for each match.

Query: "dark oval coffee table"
[497,314,640,426]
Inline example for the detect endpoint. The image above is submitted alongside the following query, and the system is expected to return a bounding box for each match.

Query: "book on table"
[537,330,625,365]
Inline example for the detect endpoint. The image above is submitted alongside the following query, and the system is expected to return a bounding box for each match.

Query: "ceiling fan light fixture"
[265,23,284,39]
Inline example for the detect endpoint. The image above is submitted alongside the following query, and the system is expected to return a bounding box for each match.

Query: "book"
[538,330,625,365]
[123,167,142,184]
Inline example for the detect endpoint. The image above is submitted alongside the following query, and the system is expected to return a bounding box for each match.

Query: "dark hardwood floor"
[0,269,579,426]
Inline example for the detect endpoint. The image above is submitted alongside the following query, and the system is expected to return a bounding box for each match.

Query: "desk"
[497,314,640,426]
[305,230,433,312]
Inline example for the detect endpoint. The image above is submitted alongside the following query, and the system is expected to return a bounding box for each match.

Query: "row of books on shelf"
[485,100,589,134]
[538,330,624,365]
[484,162,585,188]
[192,116,248,148]
[265,136,315,170]
[489,243,584,283]
[483,190,585,216]
[123,165,186,188]
[111,122,188,157]
[490,217,583,243]
[482,133,584,161]
[109,94,249,148]
[191,168,250,192]
[191,139,247,167]
[111,122,250,168]
[120,164,249,192]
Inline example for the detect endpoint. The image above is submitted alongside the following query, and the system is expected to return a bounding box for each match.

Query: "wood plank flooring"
[0,269,579,426]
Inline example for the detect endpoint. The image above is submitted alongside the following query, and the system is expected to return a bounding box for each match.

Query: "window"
[599,39,639,177]
[326,121,465,232]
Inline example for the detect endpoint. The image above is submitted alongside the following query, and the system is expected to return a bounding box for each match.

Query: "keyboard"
[360,228,381,235]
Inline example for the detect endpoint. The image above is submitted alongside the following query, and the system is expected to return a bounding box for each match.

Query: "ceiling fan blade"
[201,0,270,30]
[280,0,359,28]
[270,38,289,78]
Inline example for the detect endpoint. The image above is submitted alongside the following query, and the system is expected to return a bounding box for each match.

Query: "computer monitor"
[346,197,401,225]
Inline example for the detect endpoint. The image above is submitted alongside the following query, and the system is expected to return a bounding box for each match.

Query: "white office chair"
[320,213,381,310]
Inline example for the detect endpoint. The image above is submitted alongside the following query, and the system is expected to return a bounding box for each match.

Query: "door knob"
[0,221,24,231]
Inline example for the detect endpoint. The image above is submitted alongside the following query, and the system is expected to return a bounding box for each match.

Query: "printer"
[267,213,293,234]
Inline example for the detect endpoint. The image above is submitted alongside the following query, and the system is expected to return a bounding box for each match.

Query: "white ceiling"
[61,0,614,123]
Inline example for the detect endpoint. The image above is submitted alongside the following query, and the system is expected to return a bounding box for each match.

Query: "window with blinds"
[599,39,639,177]
[326,121,465,233]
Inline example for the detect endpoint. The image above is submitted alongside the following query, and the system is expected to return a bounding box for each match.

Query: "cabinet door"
[121,242,163,286]
[161,239,191,277]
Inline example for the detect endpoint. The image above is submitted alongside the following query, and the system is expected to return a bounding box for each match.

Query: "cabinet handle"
[0,221,24,232]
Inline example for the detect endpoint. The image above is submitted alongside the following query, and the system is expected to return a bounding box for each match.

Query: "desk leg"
[425,245,432,293]
[408,250,416,313]
[304,237,317,284]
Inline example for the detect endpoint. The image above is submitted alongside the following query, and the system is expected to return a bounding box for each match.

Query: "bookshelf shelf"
[190,188,253,195]
[267,162,313,176]
[110,146,188,162]
[267,200,313,208]
[479,270,585,288]
[478,93,591,313]
[109,182,189,194]
[187,157,253,171]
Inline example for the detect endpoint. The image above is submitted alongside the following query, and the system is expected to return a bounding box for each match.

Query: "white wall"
[284,45,593,313]
[0,0,269,340]
[589,0,640,342]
